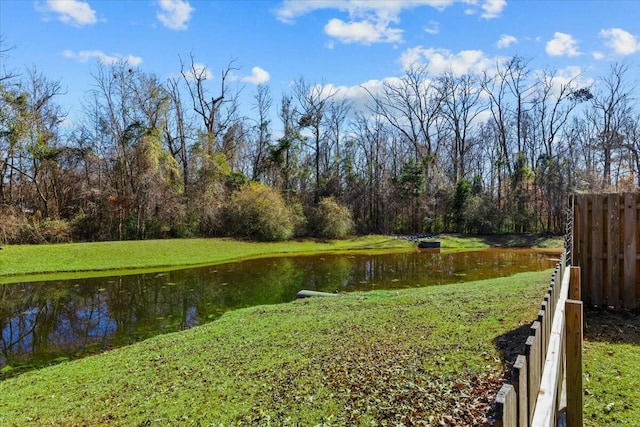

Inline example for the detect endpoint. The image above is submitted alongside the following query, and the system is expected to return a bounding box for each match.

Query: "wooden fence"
[572,193,640,309]
[495,212,584,426]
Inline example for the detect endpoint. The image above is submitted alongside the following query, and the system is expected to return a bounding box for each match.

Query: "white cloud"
[275,1,454,24]
[600,28,640,55]
[496,34,517,49]
[463,0,506,18]
[424,20,439,35]
[242,67,271,84]
[534,66,593,99]
[63,50,143,66]
[310,77,403,114]
[157,0,194,31]
[275,0,457,45]
[481,0,506,19]
[37,0,98,27]
[546,32,580,57]
[181,62,213,81]
[557,65,593,88]
[399,46,496,76]
[324,18,402,44]
[592,51,605,60]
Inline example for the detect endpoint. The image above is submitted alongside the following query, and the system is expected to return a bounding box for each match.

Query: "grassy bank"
[583,310,640,426]
[0,270,551,426]
[0,233,563,283]
[0,235,414,283]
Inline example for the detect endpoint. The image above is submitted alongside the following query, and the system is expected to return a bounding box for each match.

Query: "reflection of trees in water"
[0,249,554,371]
[0,260,307,370]
[1,282,116,367]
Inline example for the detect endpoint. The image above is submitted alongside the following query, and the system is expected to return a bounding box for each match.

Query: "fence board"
[565,299,583,427]
[579,195,590,302]
[591,194,603,305]
[572,198,580,266]
[570,266,581,301]
[512,355,528,427]
[538,307,548,358]
[623,193,637,309]
[525,331,539,421]
[607,194,620,307]
[495,384,517,427]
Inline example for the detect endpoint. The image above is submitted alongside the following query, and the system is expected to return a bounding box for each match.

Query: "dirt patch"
[584,308,640,345]
[480,233,563,248]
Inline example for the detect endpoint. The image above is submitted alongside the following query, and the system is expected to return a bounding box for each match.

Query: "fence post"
[570,267,581,301]
[495,384,517,427]
[565,299,583,427]
[526,322,541,420]
[512,355,528,427]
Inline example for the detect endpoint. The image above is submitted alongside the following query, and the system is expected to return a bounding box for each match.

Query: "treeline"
[1,50,639,243]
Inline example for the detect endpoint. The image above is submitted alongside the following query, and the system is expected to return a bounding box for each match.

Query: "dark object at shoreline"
[418,241,441,249]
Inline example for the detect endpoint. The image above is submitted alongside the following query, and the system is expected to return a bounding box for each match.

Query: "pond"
[0,248,558,377]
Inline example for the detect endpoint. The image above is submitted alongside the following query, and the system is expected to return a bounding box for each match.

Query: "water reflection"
[0,249,556,376]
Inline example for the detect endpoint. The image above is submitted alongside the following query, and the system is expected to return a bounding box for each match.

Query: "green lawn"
[583,310,640,426]
[0,235,414,283]
[0,270,552,426]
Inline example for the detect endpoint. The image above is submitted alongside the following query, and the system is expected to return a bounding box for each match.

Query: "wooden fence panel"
[495,253,577,426]
[531,262,571,426]
[496,211,585,426]
[573,193,639,309]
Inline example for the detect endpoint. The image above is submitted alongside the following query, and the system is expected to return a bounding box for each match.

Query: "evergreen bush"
[222,182,295,241]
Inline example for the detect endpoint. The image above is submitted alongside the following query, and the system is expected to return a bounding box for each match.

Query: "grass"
[0,270,552,426]
[0,235,414,283]
[583,309,640,426]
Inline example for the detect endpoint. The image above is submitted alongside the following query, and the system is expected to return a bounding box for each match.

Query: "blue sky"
[1,0,639,128]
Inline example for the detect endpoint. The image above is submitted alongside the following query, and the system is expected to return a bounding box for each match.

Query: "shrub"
[17,218,72,244]
[310,197,354,239]
[0,206,72,244]
[222,182,295,241]
[289,201,308,237]
[71,211,106,242]
[0,205,21,244]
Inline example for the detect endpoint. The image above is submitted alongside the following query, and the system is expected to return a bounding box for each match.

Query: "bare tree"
[165,76,193,194]
[323,98,351,196]
[2,68,67,217]
[534,69,592,159]
[293,77,337,202]
[180,54,239,155]
[366,66,443,175]
[622,112,640,187]
[437,70,486,183]
[250,83,272,181]
[588,62,635,189]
